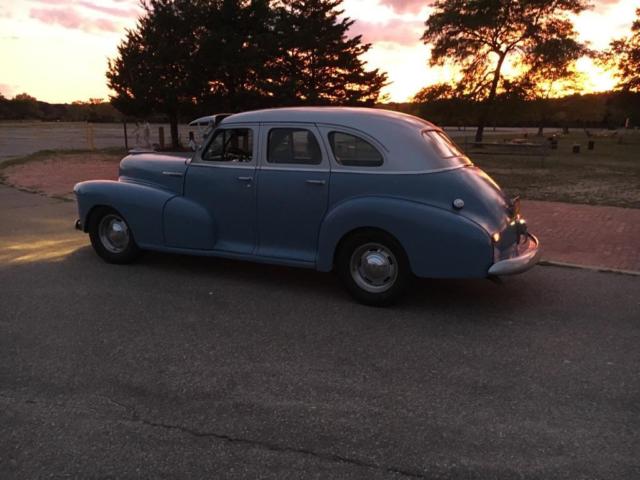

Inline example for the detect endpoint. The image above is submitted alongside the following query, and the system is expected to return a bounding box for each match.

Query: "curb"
[539,260,640,277]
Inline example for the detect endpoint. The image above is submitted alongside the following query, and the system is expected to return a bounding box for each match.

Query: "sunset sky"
[0,0,637,104]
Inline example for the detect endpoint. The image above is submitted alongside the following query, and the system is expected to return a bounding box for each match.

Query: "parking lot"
[1,185,638,479]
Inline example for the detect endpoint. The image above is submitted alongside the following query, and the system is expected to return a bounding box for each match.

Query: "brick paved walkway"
[523,200,640,273]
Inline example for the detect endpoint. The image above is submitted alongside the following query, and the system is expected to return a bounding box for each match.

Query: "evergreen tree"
[199,0,277,112]
[107,0,388,147]
[270,0,387,105]
[107,0,206,148]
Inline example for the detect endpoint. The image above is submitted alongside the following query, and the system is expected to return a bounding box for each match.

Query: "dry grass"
[468,130,640,209]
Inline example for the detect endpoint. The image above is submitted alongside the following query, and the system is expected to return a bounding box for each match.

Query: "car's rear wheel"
[88,207,141,264]
[337,230,410,306]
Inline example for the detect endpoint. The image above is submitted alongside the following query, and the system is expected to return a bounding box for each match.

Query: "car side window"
[328,132,383,167]
[267,128,322,165]
[202,128,253,162]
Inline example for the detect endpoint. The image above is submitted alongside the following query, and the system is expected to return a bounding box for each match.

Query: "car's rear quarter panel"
[318,186,493,278]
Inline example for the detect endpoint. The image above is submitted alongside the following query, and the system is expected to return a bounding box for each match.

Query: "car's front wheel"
[88,207,141,264]
[337,230,410,306]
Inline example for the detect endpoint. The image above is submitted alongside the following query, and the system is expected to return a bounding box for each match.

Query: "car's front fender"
[316,196,493,278]
[74,180,176,247]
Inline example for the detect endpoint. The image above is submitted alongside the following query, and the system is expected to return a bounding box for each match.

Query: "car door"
[256,124,330,263]
[181,124,258,254]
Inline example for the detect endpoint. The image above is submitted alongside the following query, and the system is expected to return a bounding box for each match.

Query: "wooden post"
[123,120,129,150]
[86,122,95,150]
[159,127,165,150]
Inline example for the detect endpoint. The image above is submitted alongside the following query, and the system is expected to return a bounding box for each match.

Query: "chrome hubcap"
[98,214,130,254]
[350,242,398,293]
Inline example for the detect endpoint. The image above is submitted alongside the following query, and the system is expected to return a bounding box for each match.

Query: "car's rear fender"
[317,196,493,278]
[74,180,175,247]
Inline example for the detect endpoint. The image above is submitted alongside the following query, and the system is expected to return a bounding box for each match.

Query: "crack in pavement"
[1,392,431,478]
[102,396,430,479]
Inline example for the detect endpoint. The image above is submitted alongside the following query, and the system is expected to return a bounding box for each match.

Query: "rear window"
[422,130,471,166]
[329,132,383,167]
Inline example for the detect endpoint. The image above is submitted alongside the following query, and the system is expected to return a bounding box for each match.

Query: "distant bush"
[0,94,123,122]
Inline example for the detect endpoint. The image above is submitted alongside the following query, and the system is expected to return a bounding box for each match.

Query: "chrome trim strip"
[488,234,541,276]
[259,165,330,173]
[162,171,184,177]
[331,165,467,175]
[189,162,256,169]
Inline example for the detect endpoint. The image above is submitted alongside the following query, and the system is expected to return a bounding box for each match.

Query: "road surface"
[0,186,638,479]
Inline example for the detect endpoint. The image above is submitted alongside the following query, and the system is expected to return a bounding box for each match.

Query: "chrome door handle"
[162,171,183,177]
[237,176,253,187]
[305,179,326,185]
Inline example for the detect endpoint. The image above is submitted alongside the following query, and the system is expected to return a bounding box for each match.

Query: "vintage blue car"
[74,107,540,305]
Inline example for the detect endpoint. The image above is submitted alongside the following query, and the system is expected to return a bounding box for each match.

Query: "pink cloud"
[592,0,623,12]
[29,7,119,32]
[379,0,624,15]
[29,0,72,4]
[27,0,141,18]
[350,18,424,45]
[380,0,428,14]
[77,0,140,19]
[0,83,17,98]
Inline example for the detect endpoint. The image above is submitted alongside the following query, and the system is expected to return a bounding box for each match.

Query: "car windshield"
[422,130,472,167]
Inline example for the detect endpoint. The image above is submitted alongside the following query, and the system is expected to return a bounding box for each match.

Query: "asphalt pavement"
[1,185,639,479]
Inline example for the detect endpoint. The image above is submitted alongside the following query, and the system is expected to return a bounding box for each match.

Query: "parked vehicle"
[187,113,231,149]
[74,107,540,305]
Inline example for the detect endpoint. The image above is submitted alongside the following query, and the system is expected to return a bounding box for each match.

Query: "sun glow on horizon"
[0,0,635,104]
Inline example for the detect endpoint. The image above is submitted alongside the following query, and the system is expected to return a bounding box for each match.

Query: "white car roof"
[223,106,437,130]
[220,107,453,171]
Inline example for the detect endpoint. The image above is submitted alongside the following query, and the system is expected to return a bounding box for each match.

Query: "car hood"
[119,153,189,194]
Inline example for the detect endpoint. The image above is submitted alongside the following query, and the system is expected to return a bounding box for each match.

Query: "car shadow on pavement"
[62,246,538,318]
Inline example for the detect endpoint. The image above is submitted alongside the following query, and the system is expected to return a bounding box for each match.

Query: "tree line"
[398,90,640,131]
[3,90,639,132]
[0,94,122,122]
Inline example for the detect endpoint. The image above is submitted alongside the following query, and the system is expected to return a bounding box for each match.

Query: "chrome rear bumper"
[488,234,540,276]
